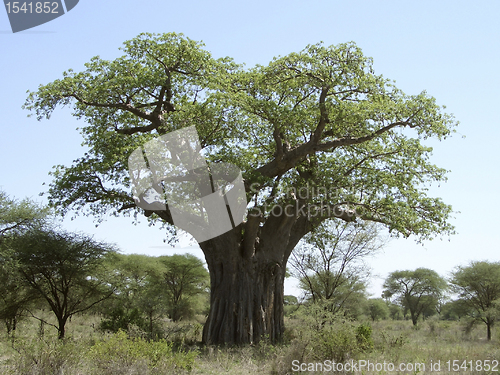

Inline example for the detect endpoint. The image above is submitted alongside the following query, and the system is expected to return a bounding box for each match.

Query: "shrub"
[296,302,369,362]
[4,338,84,375]
[99,307,148,334]
[356,323,374,351]
[89,330,198,374]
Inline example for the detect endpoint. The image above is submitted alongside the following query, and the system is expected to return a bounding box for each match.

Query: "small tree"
[158,254,209,322]
[291,220,382,316]
[8,228,116,338]
[440,300,471,321]
[0,190,49,241]
[0,250,38,335]
[382,268,447,326]
[366,298,389,322]
[283,295,299,317]
[387,302,404,320]
[99,253,166,337]
[0,191,49,334]
[298,271,368,317]
[450,261,500,340]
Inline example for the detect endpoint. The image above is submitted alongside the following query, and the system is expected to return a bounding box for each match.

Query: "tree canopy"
[23,32,458,344]
[0,190,51,333]
[24,32,456,240]
[366,298,389,322]
[382,268,447,325]
[98,253,208,337]
[450,261,500,340]
[0,190,49,240]
[6,228,116,338]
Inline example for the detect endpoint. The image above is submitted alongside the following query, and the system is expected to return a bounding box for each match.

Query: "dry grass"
[1,313,499,374]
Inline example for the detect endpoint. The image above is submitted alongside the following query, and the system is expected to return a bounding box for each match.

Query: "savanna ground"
[1,309,499,375]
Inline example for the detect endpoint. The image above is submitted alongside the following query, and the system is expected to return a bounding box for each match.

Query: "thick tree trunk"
[202,249,286,345]
[199,214,309,345]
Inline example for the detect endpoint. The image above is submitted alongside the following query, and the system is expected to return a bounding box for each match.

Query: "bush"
[4,338,84,375]
[271,303,376,375]
[356,323,374,351]
[89,330,198,374]
[99,307,148,334]
[296,303,369,362]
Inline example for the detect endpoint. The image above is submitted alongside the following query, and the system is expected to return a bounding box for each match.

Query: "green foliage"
[5,228,116,338]
[290,220,380,318]
[440,299,471,321]
[4,337,83,375]
[24,32,457,243]
[283,295,299,317]
[366,298,390,321]
[356,322,374,350]
[283,295,298,306]
[0,191,52,334]
[389,302,404,320]
[297,271,368,315]
[450,261,500,339]
[0,190,50,240]
[293,303,373,364]
[99,253,209,340]
[383,268,447,325]
[0,248,38,334]
[99,307,148,334]
[23,32,238,224]
[99,253,166,338]
[158,254,209,322]
[89,330,198,373]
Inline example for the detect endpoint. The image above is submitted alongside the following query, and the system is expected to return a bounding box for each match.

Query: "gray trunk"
[200,214,309,345]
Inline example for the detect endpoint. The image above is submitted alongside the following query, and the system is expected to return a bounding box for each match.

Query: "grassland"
[1,311,499,374]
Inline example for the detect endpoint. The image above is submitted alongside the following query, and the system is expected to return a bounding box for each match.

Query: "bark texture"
[199,213,310,345]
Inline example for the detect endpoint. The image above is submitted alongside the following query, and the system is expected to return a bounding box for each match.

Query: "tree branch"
[311,85,330,143]
[256,120,413,179]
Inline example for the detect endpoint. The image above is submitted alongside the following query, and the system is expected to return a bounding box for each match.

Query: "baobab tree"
[24,32,456,345]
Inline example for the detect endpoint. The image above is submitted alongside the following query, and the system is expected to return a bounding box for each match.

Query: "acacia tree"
[24,33,456,344]
[99,253,166,337]
[8,228,116,339]
[0,190,49,241]
[382,268,447,325]
[0,250,39,335]
[290,220,382,311]
[450,261,500,340]
[0,191,49,334]
[158,254,209,322]
[366,298,389,322]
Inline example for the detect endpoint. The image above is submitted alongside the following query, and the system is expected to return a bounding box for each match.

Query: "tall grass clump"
[271,302,374,374]
[3,337,85,375]
[88,330,198,374]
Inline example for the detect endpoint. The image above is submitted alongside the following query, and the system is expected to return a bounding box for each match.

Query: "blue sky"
[1,0,499,298]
